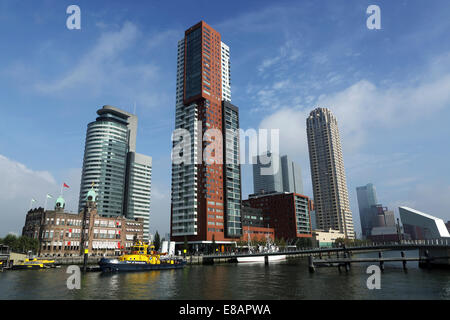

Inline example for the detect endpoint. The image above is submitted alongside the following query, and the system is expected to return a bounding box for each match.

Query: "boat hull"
[237,255,287,263]
[98,258,186,272]
[11,264,45,270]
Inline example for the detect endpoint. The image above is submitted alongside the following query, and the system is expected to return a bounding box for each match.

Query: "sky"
[0,0,450,238]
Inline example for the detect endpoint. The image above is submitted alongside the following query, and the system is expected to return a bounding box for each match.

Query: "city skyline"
[1,1,450,239]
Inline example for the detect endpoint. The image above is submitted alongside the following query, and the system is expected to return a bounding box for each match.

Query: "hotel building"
[23,190,144,257]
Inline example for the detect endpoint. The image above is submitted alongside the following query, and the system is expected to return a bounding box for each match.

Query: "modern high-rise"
[306,107,355,239]
[124,152,152,240]
[252,153,303,195]
[281,155,303,194]
[252,152,283,195]
[356,183,378,238]
[170,21,241,249]
[78,105,152,240]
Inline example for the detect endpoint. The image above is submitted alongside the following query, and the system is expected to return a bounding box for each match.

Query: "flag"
[46,194,53,199]
[63,183,70,188]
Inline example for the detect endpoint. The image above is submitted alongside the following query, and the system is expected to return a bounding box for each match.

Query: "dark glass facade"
[184,27,202,101]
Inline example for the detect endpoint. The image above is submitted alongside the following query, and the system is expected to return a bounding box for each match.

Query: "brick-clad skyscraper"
[171,21,240,251]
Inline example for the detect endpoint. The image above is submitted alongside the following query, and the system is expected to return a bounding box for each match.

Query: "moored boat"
[11,258,56,270]
[98,241,186,272]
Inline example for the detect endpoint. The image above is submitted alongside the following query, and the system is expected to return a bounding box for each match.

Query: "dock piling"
[308,255,315,273]
[378,251,384,272]
[401,251,407,271]
[425,250,431,269]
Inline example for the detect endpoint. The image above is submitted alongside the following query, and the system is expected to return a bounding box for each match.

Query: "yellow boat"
[11,258,56,270]
[99,241,186,272]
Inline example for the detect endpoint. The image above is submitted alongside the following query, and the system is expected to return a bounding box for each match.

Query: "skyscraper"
[281,155,303,194]
[124,152,152,240]
[252,153,303,195]
[356,183,378,238]
[78,105,152,240]
[170,21,240,249]
[306,107,355,239]
[252,152,283,194]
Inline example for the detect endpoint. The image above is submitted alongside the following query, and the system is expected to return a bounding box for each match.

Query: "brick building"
[170,21,242,251]
[241,204,275,241]
[243,192,313,241]
[22,188,143,257]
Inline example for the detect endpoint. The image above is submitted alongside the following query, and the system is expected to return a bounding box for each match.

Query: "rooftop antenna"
[133,101,136,115]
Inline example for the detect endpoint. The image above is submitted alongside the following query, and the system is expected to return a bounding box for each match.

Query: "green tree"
[153,231,161,251]
[279,237,286,248]
[0,235,39,254]
[296,237,312,249]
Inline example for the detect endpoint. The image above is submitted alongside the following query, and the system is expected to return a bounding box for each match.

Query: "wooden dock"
[309,250,450,273]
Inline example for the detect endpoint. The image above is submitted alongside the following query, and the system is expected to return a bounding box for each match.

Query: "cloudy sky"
[1,0,449,238]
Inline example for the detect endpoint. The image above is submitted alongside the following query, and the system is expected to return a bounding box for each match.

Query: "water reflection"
[0,254,449,300]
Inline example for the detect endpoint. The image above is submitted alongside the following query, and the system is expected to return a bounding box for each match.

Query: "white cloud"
[257,40,303,74]
[257,54,450,158]
[259,108,309,159]
[0,155,55,236]
[149,184,170,236]
[35,22,141,94]
[316,73,450,152]
[29,21,170,111]
[0,155,82,237]
[387,183,450,222]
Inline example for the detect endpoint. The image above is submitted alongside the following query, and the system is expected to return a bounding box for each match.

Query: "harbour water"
[1,251,449,300]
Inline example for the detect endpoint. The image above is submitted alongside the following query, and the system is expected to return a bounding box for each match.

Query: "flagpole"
[44,195,48,211]
[60,184,63,197]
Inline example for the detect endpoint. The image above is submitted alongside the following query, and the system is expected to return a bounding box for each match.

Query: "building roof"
[399,206,450,238]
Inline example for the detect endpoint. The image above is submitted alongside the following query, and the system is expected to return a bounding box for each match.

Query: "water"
[1,251,449,299]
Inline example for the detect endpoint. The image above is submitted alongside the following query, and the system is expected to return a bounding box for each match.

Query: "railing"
[200,238,450,259]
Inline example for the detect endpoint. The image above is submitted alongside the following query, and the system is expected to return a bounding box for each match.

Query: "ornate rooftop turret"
[55,196,65,211]
[86,184,98,205]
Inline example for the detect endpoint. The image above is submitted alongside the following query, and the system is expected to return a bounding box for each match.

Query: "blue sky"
[1,0,450,238]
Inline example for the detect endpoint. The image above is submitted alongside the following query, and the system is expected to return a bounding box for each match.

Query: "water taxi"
[98,241,186,272]
[11,258,56,270]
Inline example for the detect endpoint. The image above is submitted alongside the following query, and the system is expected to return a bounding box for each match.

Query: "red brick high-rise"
[170,21,241,251]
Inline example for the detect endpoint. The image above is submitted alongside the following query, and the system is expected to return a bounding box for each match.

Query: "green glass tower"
[78,105,152,240]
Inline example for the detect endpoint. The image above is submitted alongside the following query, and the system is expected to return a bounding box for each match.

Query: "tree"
[296,237,311,249]
[279,237,286,249]
[0,235,39,254]
[153,231,161,251]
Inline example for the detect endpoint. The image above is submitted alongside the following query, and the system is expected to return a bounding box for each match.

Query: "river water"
[1,250,449,300]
